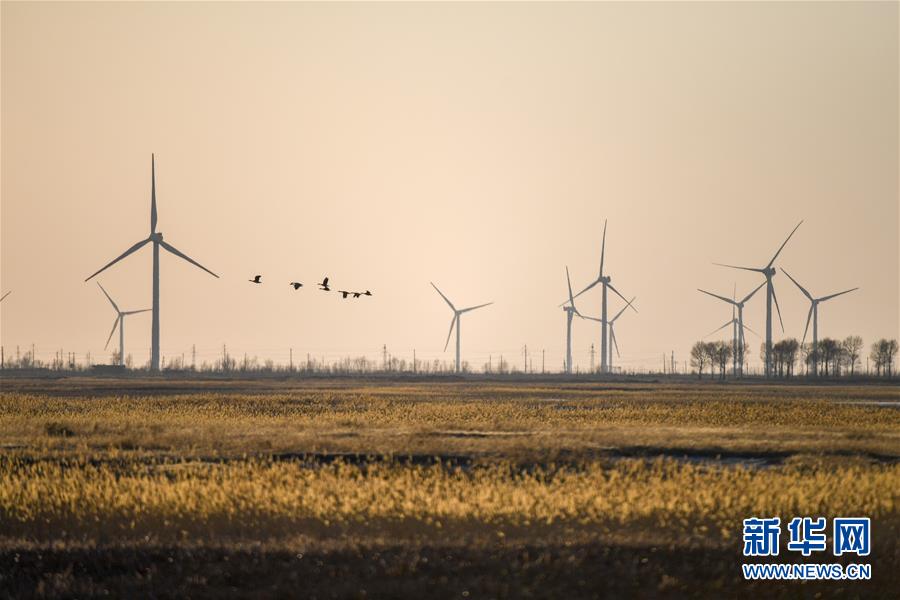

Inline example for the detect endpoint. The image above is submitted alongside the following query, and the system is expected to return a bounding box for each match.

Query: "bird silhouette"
[352,292,362,298]
[249,275,262,284]
[339,290,350,299]
[290,282,303,290]
[318,277,330,291]
[363,290,372,297]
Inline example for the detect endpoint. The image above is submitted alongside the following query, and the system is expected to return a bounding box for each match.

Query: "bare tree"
[690,341,707,379]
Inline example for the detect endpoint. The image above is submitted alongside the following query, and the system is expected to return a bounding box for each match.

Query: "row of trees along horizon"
[1,337,897,378]
[690,337,898,379]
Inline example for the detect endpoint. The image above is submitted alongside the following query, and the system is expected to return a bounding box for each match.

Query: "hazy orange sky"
[2,2,897,372]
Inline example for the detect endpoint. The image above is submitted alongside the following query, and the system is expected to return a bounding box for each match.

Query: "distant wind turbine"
[563,220,636,374]
[698,281,765,377]
[85,155,219,371]
[781,269,858,377]
[97,282,150,367]
[431,282,492,374]
[577,296,636,373]
[714,220,802,378]
[562,267,581,374]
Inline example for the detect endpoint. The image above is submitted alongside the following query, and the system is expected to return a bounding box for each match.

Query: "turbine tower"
[431,282,492,374]
[781,269,858,377]
[565,220,636,374]
[714,221,802,378]
[85,155,219,371]
[698,281,765,377]
[97,282,150,367]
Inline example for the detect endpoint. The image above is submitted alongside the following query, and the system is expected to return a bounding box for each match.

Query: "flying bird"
[363,290,372,297]
[318,277,330,291]
[352,292,362,298]
[339,290,351,299]
[290,282,303,290]
[0,291,10,302]
[249,275,262,284]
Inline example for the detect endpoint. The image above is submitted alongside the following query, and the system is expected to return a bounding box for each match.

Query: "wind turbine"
[431,282,492,373]
[97,282,150,367]
[564,220,636,373]
[562,267,581,374]
[606,297,636,373]
[698,281,765,377]
[85,155,219,371]
[781,269,858,377]
[714,220,802,378]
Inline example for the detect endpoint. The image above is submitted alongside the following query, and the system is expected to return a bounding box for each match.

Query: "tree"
[690,341,707,379]
[871,339,899,377]
[817,338,840,377]
[773,338,799,377]
[839,336,862,376]
[711,341,730,379]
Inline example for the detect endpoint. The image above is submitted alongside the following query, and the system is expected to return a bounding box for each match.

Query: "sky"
[1,2,897,372]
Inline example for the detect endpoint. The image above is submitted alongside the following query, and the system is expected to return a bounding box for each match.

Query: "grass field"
[1,377,898,597]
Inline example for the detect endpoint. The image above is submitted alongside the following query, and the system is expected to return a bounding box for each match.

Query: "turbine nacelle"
[150,232,164,242]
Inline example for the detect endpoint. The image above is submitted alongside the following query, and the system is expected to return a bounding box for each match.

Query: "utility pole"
[383,344,388,371]
[542,349,545,374]
[192,345,196,370]
[671,351,675,375]
[523,345,528,374]
[488,355,492,373]
[290,348,293,371]
[413,349,417,374]
[662,354,666,374]
[590,344,595,373]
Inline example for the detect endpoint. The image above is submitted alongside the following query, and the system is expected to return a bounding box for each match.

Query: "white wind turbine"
[564,220,636,373]
[781,269,858,377]
[698,281,765,377]
[714,221,802,378]
[562,266,582,374]
[85,155,219,371]
[578,296,636,374]
[97,282,150,367]
[431,282,492,374]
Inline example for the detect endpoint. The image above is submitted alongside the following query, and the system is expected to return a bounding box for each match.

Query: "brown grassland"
[0,377,898,598]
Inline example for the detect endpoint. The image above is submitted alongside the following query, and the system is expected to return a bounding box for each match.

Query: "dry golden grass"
[1,379,898,597]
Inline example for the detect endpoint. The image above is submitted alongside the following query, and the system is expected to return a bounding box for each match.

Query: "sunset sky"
[2,2,897,372]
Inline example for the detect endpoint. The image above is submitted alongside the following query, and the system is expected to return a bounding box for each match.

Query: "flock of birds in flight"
[248,275,373,300]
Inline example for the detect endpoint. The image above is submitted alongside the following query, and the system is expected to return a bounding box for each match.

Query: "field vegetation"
[1,378,898,597]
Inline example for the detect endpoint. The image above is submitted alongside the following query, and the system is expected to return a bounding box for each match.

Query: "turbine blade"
[460,301,493,313]
[771,285,785,333]
[610,296,637,323]
[740,281,767,305]
[0,291,10,302]
[558,279,600,307]
[767,220,803,268]
[123,309,152,315]
[819,287,859,302]
[741,322,758,338]
[611,327,620,358]
[566,266,576,308]
[430,282,456,311]
[96,282,120,313]
[599,219,607,278]
[151,154,158,234]
[104,315,120,350]
[606,283,637,313]
[801,304,813,345]
[780,268,813,300]
[443,313,457,351]
[159,240,219,278]
[705,320,734,338]
[697,288,736,306]
[85,238,151,281]
[713,262,766,273]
